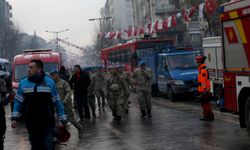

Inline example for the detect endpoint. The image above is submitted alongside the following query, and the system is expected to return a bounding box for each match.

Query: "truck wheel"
[167,87,176,102]
[245,97,250,135]
[151,84,158,97]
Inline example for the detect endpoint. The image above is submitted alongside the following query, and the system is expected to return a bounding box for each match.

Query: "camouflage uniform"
[120,71,131,113]
[93,71,106,111]
[54,78,83,136]
[88,72,96,118]
[105,71,128,123]
[132,67,153,118]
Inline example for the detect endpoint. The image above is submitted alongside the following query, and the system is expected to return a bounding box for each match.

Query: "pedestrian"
[86,68,96,119]
[69,65,91,122]
[58,66,69,81]
[195,56,214,121]
[118,66,131,114]
[11,59,67,150]
[94,67,106,112]
[132,60,153,119]
[50,70,84,138]
[0,74,7,150]
[105,66,128,124]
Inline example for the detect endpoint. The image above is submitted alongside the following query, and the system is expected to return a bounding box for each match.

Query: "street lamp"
[45,28,69,52]
[89,17,112,51]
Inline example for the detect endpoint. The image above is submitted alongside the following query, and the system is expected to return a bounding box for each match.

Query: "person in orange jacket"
[195,56,214,121]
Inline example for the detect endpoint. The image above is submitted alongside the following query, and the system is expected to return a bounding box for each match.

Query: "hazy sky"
[8,0,106,47]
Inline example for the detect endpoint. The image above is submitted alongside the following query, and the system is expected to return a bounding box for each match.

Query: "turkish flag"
[133,27,138,36]
[115,31,122,39]
[109,32,116,39]
[139,27,144,35]
[148,23,152,34]
[163,18,168,31]
[126,28,133,37]
[182,9,190,22]
[188,6,196,18]
[154,21,159,31]
[205,0,218,15]
[171,15,177,27]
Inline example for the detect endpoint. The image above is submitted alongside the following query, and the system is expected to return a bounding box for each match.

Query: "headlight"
[172,80,185,85]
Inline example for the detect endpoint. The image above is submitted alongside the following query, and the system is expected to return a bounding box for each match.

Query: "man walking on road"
[50,70,84,138]
[132,61,153,119]
[69,65,91,122]
[118,66,131,114]
[94,67,106,112]
[195,56,214,121]
[105,66,128,124]
[11,59,67,150]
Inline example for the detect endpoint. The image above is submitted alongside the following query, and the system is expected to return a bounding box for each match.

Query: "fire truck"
[220,0,250,131]
[12,49,61,90]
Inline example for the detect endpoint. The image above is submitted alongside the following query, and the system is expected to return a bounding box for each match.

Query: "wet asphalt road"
[4,94,250,150]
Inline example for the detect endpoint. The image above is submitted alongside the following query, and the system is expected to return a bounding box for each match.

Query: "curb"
[153,97,239,125]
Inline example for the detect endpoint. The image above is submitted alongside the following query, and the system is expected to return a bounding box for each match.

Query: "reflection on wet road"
[4,94,250,150]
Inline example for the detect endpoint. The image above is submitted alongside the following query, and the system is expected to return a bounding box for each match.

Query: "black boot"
[140,110,146,119]
[147,109,152,118]
[112,111,117,120]
[116,116,122,124]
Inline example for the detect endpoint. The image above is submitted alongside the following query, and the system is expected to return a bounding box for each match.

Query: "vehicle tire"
[167,87,176,102]
[151,84,158,97]
[244,97,250,135]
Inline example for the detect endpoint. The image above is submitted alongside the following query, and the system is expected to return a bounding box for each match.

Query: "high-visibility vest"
[198,63,210,93]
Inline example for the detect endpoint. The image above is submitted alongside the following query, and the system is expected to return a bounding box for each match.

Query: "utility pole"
[89,17,112,51]
[45,28,69,52]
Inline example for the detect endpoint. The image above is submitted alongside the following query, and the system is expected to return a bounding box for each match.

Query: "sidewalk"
[152,96,239,125]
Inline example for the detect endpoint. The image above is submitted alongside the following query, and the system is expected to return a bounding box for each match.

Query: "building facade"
[102,0,134,31]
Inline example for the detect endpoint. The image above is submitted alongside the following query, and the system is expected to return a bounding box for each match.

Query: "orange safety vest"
[198,63,210,93]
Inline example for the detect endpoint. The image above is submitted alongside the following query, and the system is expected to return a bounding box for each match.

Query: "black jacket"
[69,71,91,96]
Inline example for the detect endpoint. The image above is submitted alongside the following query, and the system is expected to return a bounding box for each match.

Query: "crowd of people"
[0,55,213,150]
[1,59,153,150]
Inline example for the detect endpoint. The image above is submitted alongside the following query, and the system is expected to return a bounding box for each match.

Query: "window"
[190,33,201,41]
[14,63,58,81]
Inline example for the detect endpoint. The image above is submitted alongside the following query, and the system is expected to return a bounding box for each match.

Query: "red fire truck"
[101,39,174,72]
[220,0,250,131]
[12,49,62,90]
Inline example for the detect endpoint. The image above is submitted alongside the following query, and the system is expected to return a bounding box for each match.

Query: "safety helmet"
[56,126,71,143]
[195,56,206,63]
[110,83,120,92]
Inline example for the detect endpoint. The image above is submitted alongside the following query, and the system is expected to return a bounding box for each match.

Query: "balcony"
[155,4,175,14]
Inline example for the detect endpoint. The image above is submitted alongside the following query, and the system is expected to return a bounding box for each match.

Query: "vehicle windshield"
[167,53,198,69]
[0,63,7,72]
[14,62,58,81]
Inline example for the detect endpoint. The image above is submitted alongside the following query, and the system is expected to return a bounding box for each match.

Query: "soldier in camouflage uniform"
[50,70,83,138]
[105,66,128,124]
[132,61,153,118]
[87,68,96,118]
[118,66,131,114]
[93,67,106,112]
